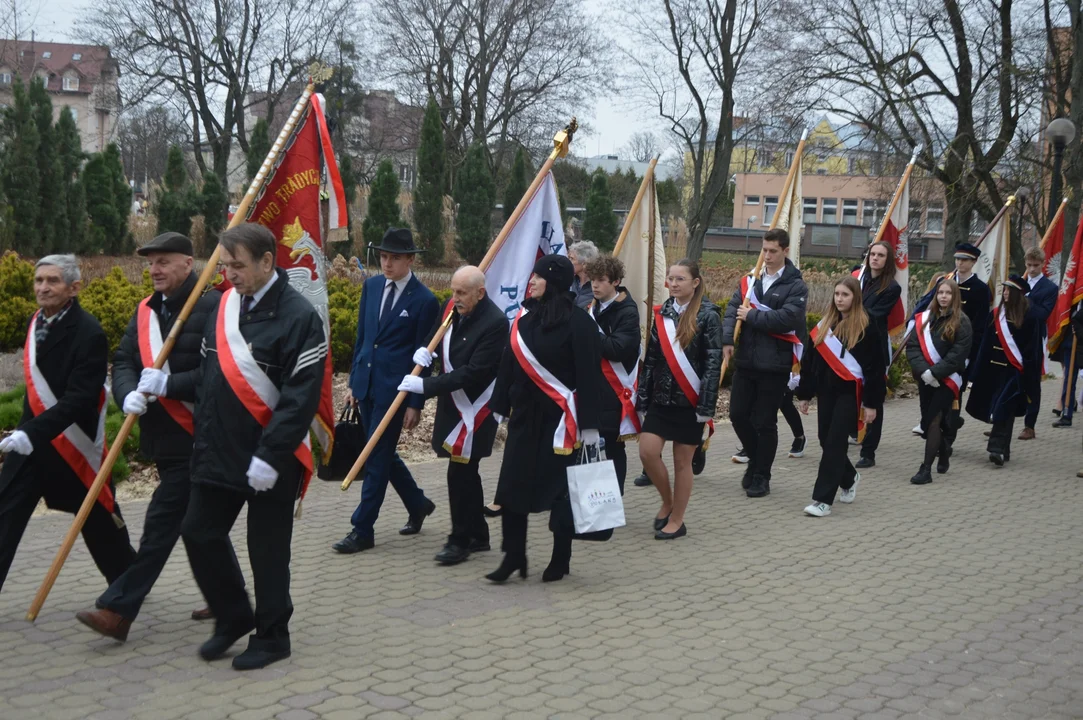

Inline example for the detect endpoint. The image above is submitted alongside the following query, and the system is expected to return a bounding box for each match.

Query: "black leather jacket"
[637,298,723,418]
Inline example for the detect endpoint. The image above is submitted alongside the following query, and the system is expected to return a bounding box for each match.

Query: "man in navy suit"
[333,228,441,553]
[1022,247,1058,436]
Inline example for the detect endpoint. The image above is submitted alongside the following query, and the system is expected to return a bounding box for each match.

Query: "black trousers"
[779,390,805,438]
[0,455,134,593]
[502,510,573,566]
[730,368,790,479]
[987,417,1015,457]
[860,409,885,459]
[811,387,859,505]
[601,433,627,494]
[181,470,300,652]
[446,458,489,548]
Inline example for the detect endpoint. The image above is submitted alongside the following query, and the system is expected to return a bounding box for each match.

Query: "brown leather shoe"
[191,607,214,621]
[1018,427,1036,440]
[76,608,131,642]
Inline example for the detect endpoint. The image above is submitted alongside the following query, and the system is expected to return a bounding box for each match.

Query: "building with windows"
[0,39,120,153]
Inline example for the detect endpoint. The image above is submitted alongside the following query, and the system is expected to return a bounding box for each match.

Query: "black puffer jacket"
[905,310,973,381]
[637,298,723,418]
[591,289,641,434]
[112,272,221,461]
[723,260,809,374]
[794,321,887,410]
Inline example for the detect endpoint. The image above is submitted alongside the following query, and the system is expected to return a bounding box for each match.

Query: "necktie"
[35,315,49,351]
[241,295,253,315]
[160,303,171,325]
[381,282,396,320]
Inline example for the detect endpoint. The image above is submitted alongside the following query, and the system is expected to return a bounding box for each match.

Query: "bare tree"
[114,105,190,188]
[623,131,662,162]
[83,0,356,183]
[372,0,610,178]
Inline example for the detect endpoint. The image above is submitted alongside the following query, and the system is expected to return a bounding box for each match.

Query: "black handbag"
[318,405,366,481]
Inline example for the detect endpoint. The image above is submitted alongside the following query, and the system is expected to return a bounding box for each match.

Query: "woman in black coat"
[965,276,1041,466]
[905,279,973,485]
[637,259,723,540]
[795,276,885,517]
[487,255,602,583]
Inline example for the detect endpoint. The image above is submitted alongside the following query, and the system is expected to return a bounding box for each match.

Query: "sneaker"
[847,435,860,446]
[633,472,652,487]
[839,473,859,503]
[731,448,750,463]
[912,423,923,435]
[1053,417,1073,428]
[789,436,807,458]
[804,502,831,517]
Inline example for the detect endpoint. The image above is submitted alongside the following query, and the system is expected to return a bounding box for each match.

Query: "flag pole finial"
[307,62,334,84]
[553,118,578,159]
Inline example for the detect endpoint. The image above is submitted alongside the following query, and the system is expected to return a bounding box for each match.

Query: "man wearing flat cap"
[76,232,225,642]
[334,228,441,554]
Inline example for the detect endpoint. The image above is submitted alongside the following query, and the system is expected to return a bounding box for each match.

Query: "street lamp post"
[745,215,757,253]
[1047,118,1076,224]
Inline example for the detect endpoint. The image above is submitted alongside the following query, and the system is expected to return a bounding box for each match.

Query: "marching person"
[333,228,440,554]
[637,259,723,540]
[722,229,808,499]
[853,240,902,468]
[966,276,1041,465]
[76,232,222,641]
[180,224,327,670]
[794,276,885,517]
[586,255,641,493]
[0,255,136,594]
[486,255,602,583]
[399,266,506,566]
[568,241,600,309]
[1019,247,1059,434]
[906,279,973,485]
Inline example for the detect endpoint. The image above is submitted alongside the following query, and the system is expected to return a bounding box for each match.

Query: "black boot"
[741,465,755,490]
[910,464,933,485]
[746,474,770,498]
[633,471,652,487]
[543,534,571,582]
[936,441,952,474]
[485,553,527,583]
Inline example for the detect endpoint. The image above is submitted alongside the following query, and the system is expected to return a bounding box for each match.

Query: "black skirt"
[642,403,704,446]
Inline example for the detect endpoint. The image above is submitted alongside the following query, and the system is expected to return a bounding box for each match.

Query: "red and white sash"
[215,288,314,501]
[810,323,867,435]
[509,308,579,454]
[23,312,116,516]
[993,307,1024,373]
[590,300,641,439]
[137,298,195,434]
[740,275,804,371]
[439,302,495,462]
[915,309,962,400]
[653,306,715,442]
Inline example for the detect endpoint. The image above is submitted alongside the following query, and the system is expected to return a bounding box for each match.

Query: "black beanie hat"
[532,254,575,292]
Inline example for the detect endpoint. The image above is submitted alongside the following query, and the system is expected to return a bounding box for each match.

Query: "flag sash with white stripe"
[137,298,195,435]
[915,310,962,400]
[509,308,578,454]
[810,324,866,435]
[993,307,1024,373]
[653,307,714,441]
[439,302,495,462]
[741,276,804,371]
[589,303,641,439]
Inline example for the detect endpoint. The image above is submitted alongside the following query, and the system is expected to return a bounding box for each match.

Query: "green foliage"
[327,276,363,372]
[454,142,495,265]
[247,118,271,183]
[503,147,530,222]
[84,154,121,254]
[414,98,446,262]
[156,146,199,237]
[606,166,640,209]
[29,78,61,254]
[656,178,681,218]
[165,145,187,192]
[0,253,36,350]
[362,159,404,251]
[103,143,132,253]
[56,107,87,253]
[338,153,358,238]
[583,170,618,251]
[79,267,152,354]
[0,385,25,430]
[558,188,567,227]
[551,162,592,208]
[201,172,227,247]
[1,77,41,254]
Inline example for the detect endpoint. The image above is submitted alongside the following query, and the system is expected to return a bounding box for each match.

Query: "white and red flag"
[1048,212,1083,355]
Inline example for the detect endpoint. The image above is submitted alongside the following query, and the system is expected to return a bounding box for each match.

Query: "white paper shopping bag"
[566,459,626,534]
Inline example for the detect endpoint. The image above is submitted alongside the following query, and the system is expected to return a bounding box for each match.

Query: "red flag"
[1047,213,1083,354]
[219,93,345,490]
[1042,210,1065,286]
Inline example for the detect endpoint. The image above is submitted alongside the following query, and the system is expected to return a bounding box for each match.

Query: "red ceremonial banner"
[1047,213,1083,355]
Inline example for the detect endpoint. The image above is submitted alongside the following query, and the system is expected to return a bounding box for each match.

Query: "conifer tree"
[84,154,120,253]
[247,118,271,183]
[156,145,197,237]
[362,159,404,250]
[1,78,40,254]
[413,97,446,262]
[104,143,132,253]
[56,107,86,253]
[338,153,357,239]
[29,78,62,254]
[583,170,618,251]
[503,147,530,222]
[454,142,495,264]
[201,172,227,251]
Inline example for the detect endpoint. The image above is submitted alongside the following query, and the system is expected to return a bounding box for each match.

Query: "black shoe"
[741,466,755,490]
[400,498,436,535]
[788,436,807,458]
[937,456,950,474]
[692,445,706,476]
[199,625,254,661]
[989,453,1004,467]
[468,539,491,552]
[1053,417,1073,428]
[434,544,471,565]
[481,504,503,518]
[485,554,527,583]
[1054,408,1062,416]
[633,472,652,487]
[655,523,687,540]
[542,561,570,582]
[746,474,769,498]
[232,647,291,670]
[855,456,875,469]
[332,531,374,554]
[910,464,933,485]
[653,513,670,531]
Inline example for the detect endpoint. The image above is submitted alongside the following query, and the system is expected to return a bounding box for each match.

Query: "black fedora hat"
[368,227,424,254]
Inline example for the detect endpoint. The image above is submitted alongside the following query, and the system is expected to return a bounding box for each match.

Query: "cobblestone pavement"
[1,379,1082,719]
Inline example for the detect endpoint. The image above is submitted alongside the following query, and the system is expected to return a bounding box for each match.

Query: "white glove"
[921,369,940,387]
[397,375,425,394]
[493,413,506,424]
[788,374,800,391]
[582,429,600,446]
[0,430,33,455]
[696,414,712,424]
[123,391,148,416]
[246,456,279,492]
[138,367,169,398]
[412,347,434,368]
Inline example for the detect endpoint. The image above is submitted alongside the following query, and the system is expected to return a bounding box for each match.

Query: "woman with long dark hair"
[486,255,602,583]
[636,259,723,540]
[905,279,973,485]
[965,276,1041,466]
[795,276,885,517]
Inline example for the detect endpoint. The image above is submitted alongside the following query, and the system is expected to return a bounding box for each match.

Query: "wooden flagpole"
[611,156,659,258]
[26,66,332,622]
[340,118,579,492]
[717,128,809,386]
[645,173,658,353]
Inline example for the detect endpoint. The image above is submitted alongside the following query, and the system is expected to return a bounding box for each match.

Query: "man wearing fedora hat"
[75,232,225,641]
[334,227,441,554]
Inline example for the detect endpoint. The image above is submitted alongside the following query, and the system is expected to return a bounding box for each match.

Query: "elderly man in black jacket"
[75,232,225,642]
[723,229,809,499]
[0,255,136,593]
[399,266,507,566]
[180,224,327,671]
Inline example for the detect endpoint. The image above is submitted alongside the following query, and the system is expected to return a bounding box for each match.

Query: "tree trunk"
[1063,0,1083,268]
[942,185,975,267]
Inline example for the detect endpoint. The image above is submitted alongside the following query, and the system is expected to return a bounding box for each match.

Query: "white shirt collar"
[1027,273,1041,288]
[598,295,617,313]
[385,270,413,295]
[246,272,278,309]
[955,270,973,283]
[762,265,784,281]
[673,299,689,315]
